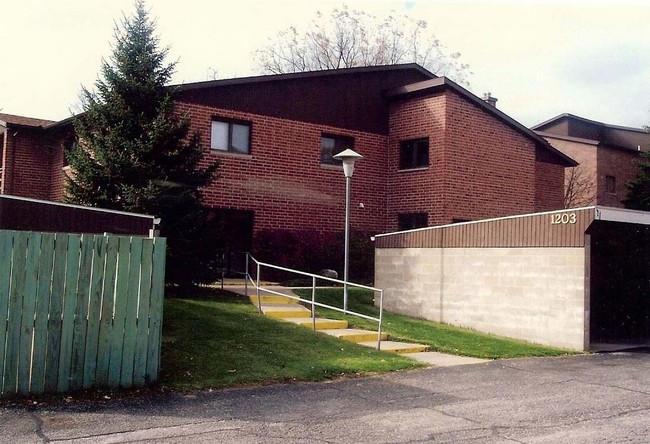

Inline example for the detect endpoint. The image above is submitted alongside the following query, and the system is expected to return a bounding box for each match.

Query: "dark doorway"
[589,221,650,347]
[207,208,254,275]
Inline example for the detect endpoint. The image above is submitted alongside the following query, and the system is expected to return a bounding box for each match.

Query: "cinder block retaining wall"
[375,247,586,350]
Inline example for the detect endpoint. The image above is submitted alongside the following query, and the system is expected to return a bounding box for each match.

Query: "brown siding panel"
[0,197,154,236]
[376,208,595,249]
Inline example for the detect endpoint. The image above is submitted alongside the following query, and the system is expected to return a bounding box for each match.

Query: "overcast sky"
[1,0,648,129]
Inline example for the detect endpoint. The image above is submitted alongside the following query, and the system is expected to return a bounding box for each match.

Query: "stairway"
[249,292,429,355]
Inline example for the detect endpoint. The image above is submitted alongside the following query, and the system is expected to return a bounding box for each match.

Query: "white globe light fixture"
[333,148,364,311]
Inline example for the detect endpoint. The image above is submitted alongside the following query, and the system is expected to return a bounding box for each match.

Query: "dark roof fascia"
[44,114,78,131]
[0,113,56,129]
[0,194,156,220]
[532,113,649,134]
[535,131,600,146]
[387,78,578,167]
[173,63,436,92]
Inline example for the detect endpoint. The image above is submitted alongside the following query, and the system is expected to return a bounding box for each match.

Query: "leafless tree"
[564,165,596,208]
[254,5,471,86]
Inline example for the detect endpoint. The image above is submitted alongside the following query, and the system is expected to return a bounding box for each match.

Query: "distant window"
[321,134,354,165]
[605,175,616,194]
[211,120,251,154]
[398,212,428,231]
[452,218,471,224]
[400,138,429,170]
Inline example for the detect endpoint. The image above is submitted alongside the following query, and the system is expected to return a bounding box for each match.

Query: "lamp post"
[333,148,364,312]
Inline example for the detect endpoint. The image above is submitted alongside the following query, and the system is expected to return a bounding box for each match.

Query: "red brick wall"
[540,136,598,208]
[386,91,551,230]
[444,92,539,219]
[534,146,566,211]
[2,128,52,200]
[177,102,389,235]
[597,145,640,207]
[386,93,447,230]
[48,132,73,202]
[1,131,8,194]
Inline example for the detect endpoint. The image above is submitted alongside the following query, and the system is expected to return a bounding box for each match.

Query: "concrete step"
[358,340,430,354]
[320,328,388,343]
[281,317,349,330]
[261,304,311,319]
[249,294,295,305]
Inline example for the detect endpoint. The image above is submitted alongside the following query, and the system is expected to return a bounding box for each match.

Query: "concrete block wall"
[376,246,586,350]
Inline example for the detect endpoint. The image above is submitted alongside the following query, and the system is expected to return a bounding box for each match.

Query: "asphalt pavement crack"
[30,411,50,443]
[46,420,241,443]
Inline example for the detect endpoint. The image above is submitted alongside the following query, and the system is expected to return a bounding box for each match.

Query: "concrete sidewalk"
[222,281,490,367]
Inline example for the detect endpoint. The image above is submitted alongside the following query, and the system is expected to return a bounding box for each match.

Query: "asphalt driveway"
[2,351,650,443]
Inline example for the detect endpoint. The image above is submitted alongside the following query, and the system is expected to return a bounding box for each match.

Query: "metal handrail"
[243,253,384,350]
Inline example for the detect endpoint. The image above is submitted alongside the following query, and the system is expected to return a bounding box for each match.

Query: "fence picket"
[120,237,143,388]
[30,233,55,394]
[96,235,119,386]
[83,235,106,389]
[146,237,166,381]
[108,237,132,386]
[44,233,68,393]
[0,231,14,394]
[3,232,28,395]
[57,234,81,392]
[69,234,94,391]
[18,233,42,394]
[133,240,153,385]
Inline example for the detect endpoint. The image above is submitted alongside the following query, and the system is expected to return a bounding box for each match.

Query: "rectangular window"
[321,134,354,165]
[398,212,428,231]
[211,120,251,154]
[400,138,429,170]
[605,175,616,194]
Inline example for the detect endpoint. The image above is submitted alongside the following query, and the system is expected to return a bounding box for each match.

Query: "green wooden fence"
[0,230,166,396]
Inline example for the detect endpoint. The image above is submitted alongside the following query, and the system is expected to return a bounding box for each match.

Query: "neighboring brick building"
[533,113,650,208]
[2,64,574,256]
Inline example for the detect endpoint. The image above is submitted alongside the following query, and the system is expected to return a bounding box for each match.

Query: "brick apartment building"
[1,64,574,256]
[533,113,650,208]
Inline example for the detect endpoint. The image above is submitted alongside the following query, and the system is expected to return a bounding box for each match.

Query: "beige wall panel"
[376,247,586,350]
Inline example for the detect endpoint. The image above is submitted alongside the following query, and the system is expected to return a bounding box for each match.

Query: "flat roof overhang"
[374,206,650,249]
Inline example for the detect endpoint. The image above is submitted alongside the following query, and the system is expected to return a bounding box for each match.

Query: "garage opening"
[589,220,650,350]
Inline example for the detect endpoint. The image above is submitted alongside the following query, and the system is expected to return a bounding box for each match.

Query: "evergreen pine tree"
[67,0,221,287]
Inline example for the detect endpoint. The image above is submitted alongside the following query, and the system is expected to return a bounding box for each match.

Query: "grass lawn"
[160,287,575,391]
[160,291,423,390]
[294,287,575,359]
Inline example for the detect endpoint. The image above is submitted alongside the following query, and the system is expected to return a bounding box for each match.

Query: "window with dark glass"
[211,119,251,154]
[398,212,428,231]
[63,137,78,167]
[400,138,429,170]
[321,134,354,165]
[605,175,616,194]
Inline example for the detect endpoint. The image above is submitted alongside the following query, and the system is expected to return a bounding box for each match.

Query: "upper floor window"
[63,137,78,168]
[400,138,429,170]
[398,212,428,231]
[605,175,616,194]
[321,134,354,165]
[211,119,251,154]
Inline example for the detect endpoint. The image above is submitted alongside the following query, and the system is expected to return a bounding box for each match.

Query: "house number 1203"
[550,213,577,225]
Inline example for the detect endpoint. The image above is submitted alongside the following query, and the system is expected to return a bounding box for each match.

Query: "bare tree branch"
[564,165,596,208]
[253,4,471,86]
